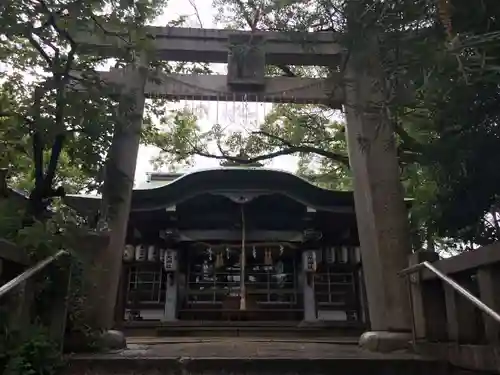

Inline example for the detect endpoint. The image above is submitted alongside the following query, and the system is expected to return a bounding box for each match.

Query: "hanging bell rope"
[264,248,273,266]
[215,250,224,268]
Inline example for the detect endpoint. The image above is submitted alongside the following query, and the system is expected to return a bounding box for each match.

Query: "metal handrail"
[400,260,500,324]
[0,249,68,299]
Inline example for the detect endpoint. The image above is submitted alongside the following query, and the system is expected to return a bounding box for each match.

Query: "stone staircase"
[124,320,365,339]
[62,337,453,375]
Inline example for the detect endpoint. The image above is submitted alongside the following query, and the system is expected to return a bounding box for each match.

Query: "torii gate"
[76,23,412,349]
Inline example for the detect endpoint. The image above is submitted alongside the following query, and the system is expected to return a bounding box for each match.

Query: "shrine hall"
[65,167,368,329]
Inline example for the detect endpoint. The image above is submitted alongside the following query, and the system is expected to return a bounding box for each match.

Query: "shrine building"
[65,167,368,329]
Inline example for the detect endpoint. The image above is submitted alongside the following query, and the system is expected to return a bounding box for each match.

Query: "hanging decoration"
[240,204,246,311]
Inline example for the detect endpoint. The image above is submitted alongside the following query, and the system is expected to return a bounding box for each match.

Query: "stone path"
[126,336,360,345]
[71,337,426,361]
[65,338,444,375]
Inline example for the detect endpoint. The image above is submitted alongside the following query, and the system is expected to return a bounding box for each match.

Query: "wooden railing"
[400,243,500,372]
[0,241,71,352]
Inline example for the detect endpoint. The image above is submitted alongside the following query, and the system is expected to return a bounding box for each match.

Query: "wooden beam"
[0,238,29,265]
[94,69,343,106]
[75,26,343,66]
[476,265,500,344]
[177,230,305,242]
[444,276,481,343]
[421,242,500,280]
[408,252,448,341]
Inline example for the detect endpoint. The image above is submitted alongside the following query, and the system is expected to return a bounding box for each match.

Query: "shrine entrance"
[182,244,301,321]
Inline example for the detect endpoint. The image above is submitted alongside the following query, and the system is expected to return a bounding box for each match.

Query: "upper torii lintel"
[75,25,344,66]
[88,69,344,106]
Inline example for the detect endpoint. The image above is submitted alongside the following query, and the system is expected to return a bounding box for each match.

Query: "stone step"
[63,339,450,375]
[126,336,360,345]
[64,356,449,375]
[123,320,366,338]
[155,327,364,338]
[124,320,364,327]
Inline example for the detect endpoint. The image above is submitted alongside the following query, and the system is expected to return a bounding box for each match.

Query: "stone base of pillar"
[160,317,178,322]
[297,320,321,328]
[99,329,127,350]
[359,331,412,353]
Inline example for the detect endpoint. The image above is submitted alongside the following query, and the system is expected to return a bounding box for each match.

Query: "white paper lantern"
[302,250,317,272]
[325,247,335,264]
[123,244,135,262]
[147,245,158,262]
[354,247,361,263]
[163,249,178,271]
[135,244,146,262]
[340,246,349,263]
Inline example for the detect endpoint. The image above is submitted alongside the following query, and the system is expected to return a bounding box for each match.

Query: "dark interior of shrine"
[127,193,359,244]
[120,191,363,323]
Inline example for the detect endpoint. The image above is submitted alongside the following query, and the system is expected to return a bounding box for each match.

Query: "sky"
[133,0,299,185]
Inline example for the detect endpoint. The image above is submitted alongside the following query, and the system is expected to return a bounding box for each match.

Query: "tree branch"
[25,0,78,212]
[27,33,53,68]
[188,0,203,28]
[31,86,45,191]
[206,145,348,166]
[159,141,350,168]
[394,122,424,153]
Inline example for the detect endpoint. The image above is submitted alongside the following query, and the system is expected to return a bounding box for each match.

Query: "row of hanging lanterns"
[123,244,175,263]
[123,244,361,265]
[301,247,360,274]
[324,246,361,264]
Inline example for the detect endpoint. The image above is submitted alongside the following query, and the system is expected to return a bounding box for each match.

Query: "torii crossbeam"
[76,26,343,65]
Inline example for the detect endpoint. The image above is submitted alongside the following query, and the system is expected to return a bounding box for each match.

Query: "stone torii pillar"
[342,14,413,350]
[94,57,148,330]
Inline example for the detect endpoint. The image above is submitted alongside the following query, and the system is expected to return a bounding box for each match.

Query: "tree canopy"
[144,0,500,250]
[1,0,500,250]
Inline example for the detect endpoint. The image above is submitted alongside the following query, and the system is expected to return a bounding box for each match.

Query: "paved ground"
[73,337,426,360]
[65,338,444,375]
[125,336,360,345]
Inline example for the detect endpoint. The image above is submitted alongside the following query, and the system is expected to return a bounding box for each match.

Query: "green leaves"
[203,0,500,249]
[0,0,173,204]
[2,324,63,375]
[143,104,203,169]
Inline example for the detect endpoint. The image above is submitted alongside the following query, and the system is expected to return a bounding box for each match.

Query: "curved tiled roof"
[131,167,354,211]
[64,167,355,215]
